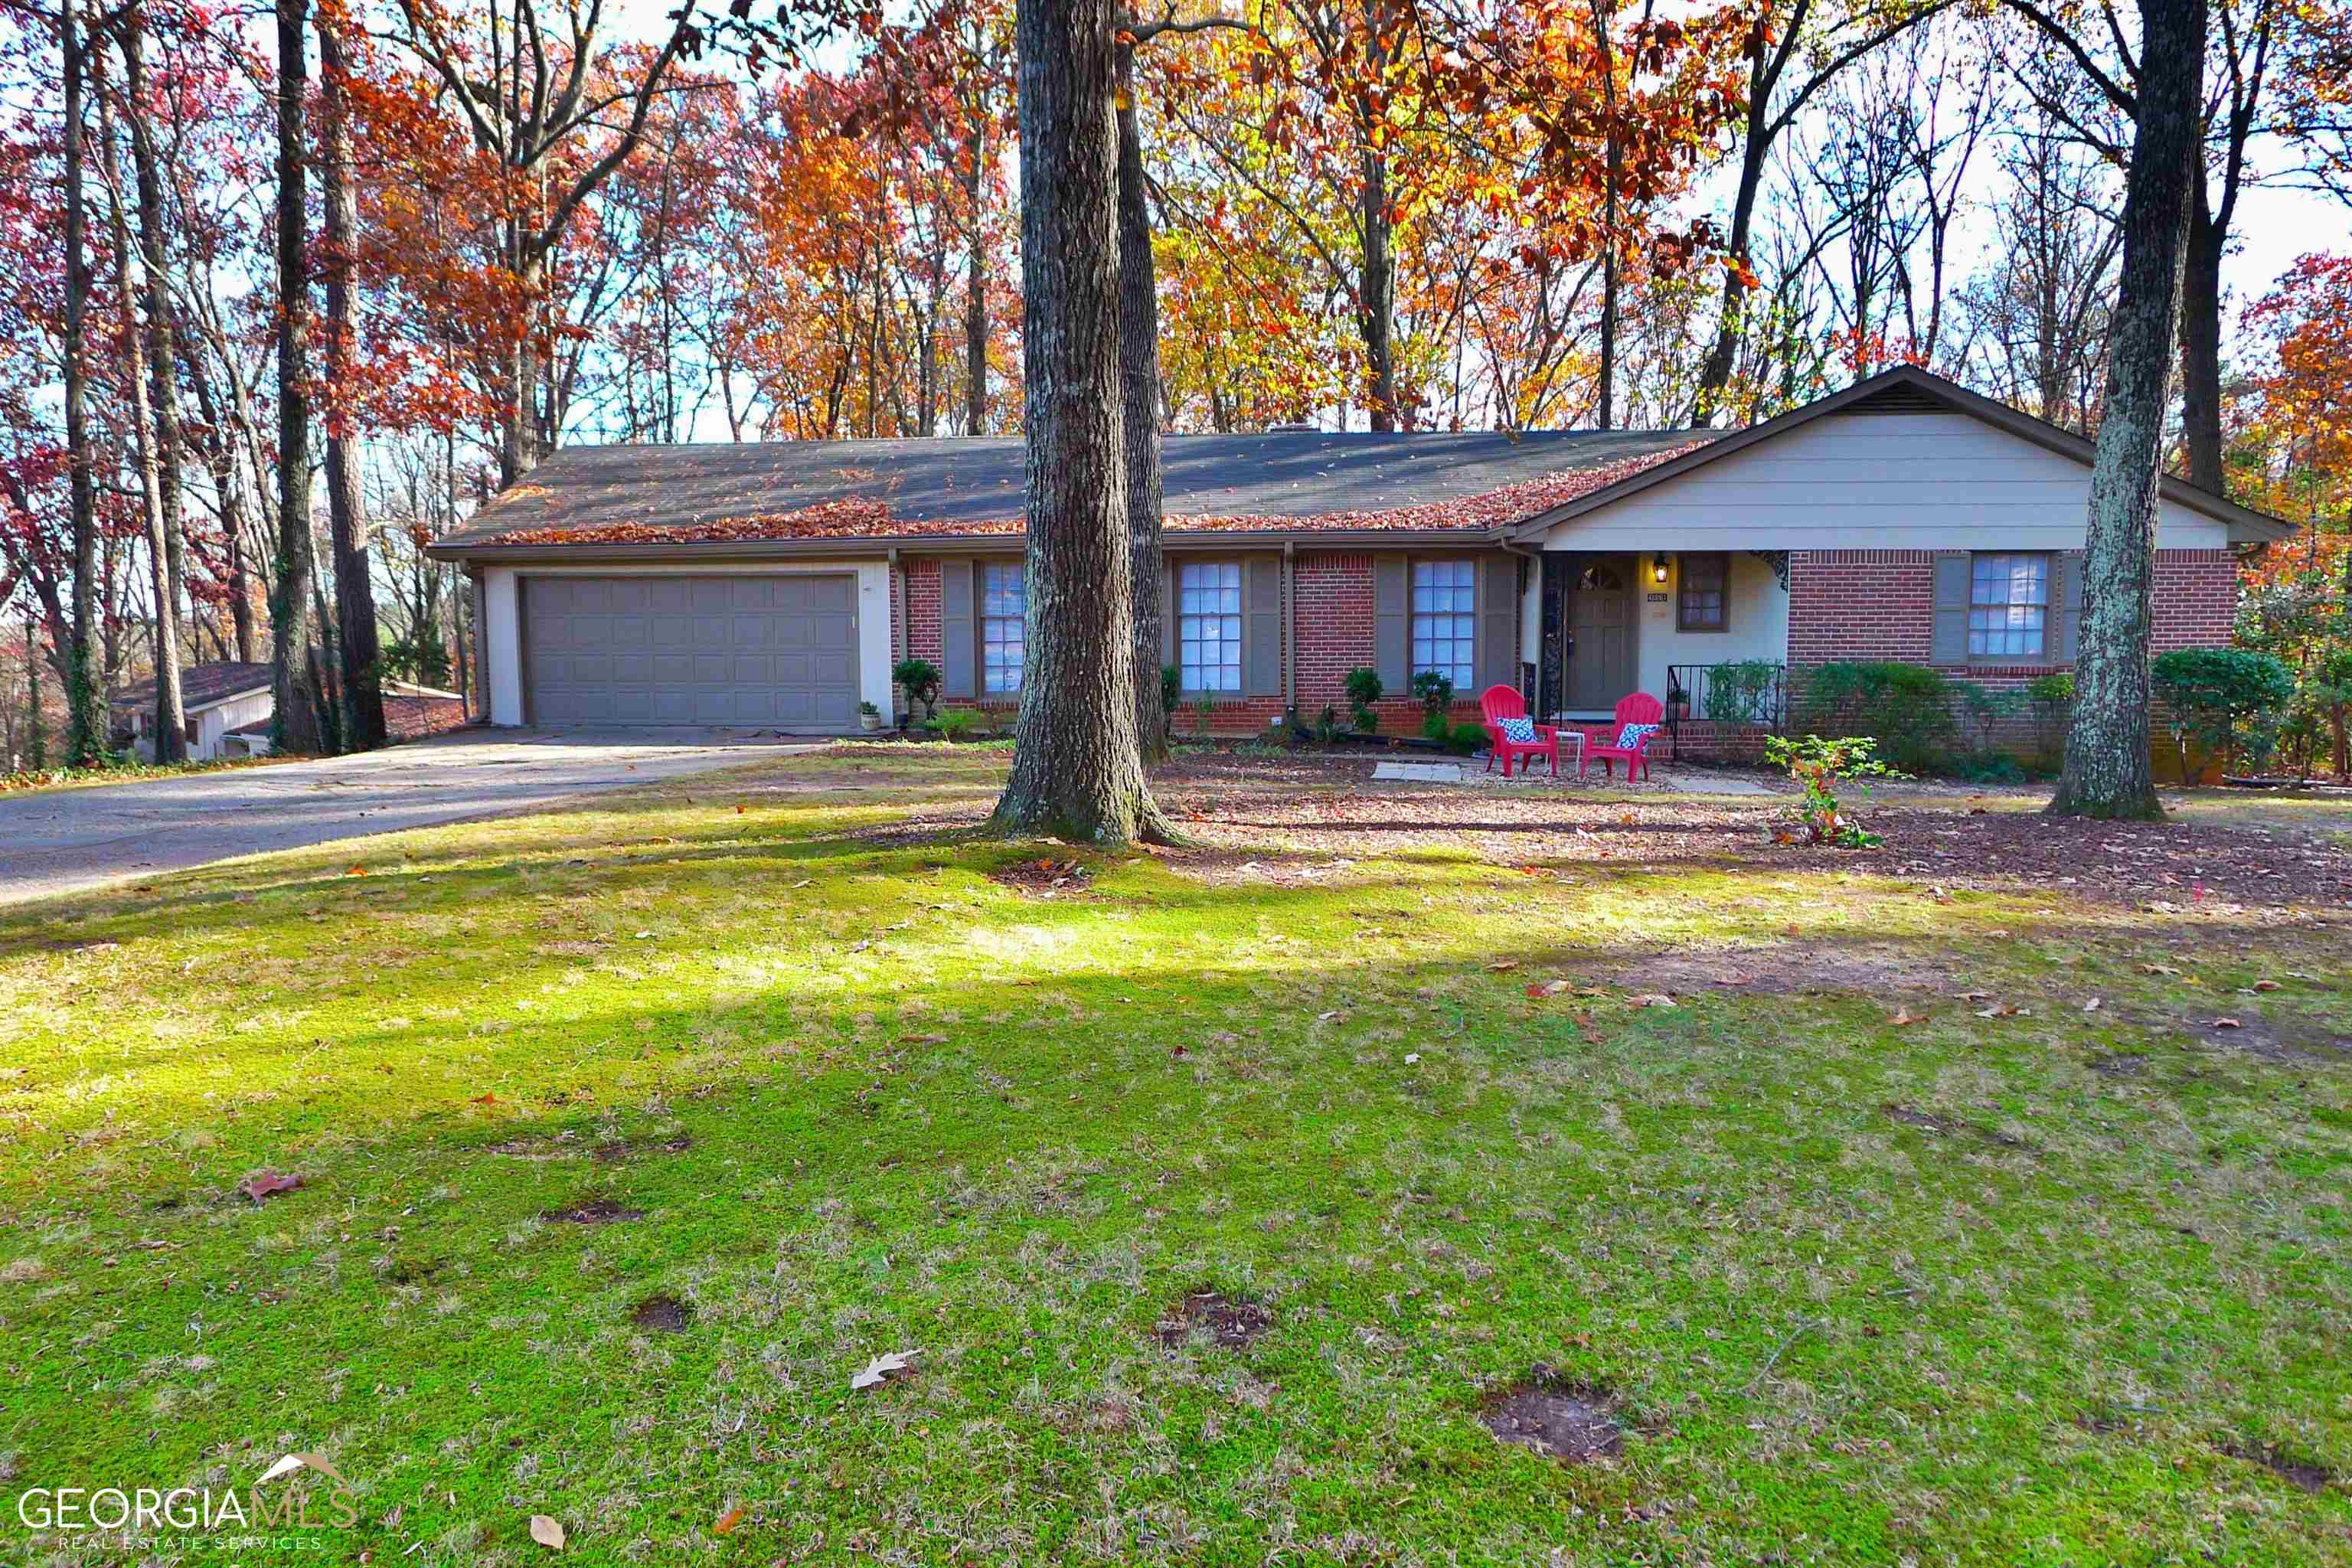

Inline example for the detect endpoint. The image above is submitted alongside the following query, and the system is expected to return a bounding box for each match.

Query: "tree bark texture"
[1116,45,1169,764]
[965,130,989,435]
[992,0,1168,843]
[2177,183,2225,495]
[272,0,325,754]
[319,15,387,751]
[60,0,106,766]
[2049,0,2207,820]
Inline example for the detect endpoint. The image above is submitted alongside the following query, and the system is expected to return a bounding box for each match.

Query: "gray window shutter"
[1161,557,1176,668]
[2053,554,2085,662]
[1374,554,1410,692]
[939,558,975,697]
[1245,556,1282,697]
[1475,554,1517,692]
[1931,554,1971,665]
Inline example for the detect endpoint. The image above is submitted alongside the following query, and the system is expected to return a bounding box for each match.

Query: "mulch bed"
[1134,752,2352,913]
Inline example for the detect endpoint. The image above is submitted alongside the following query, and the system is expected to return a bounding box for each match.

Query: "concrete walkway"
[0,727,825,910]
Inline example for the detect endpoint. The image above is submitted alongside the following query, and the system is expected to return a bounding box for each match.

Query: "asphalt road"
[0,727,825,910]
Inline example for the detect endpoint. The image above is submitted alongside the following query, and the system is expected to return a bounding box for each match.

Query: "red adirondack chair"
[1478,684,1560,779]
[1580,692,1665,782]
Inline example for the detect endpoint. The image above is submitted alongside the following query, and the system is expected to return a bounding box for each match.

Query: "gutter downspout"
[1282,540,1297,730]
[1499,538,1540,707]
[888,547,906,724]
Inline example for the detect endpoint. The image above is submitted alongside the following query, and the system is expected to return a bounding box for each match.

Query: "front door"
[1565,560,1632,711]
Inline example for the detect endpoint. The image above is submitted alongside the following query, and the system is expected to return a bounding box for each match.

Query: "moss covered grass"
[1,746,2346,1565]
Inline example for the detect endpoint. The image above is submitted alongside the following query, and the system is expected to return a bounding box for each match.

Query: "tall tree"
[991,0,1170,841]
[273,0,325,753]
[116,2,190,760]
[1115,41,1167,763]
[60,0,105,764]
[2043,0,2207,818]
[318,5,387,750]
[96,72,185,762]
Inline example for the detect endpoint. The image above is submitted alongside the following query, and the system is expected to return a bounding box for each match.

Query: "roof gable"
[1506,365,2294,545]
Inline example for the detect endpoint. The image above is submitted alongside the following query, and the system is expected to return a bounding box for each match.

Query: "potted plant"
[892,658,942,729]
[858,701,883,733]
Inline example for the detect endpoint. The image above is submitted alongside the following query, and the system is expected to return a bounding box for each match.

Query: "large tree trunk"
[98,83,185,763]
[271,0,325,754]
[1591,0,1619,430]
[992,0,1171,842]
[1116,45,1168,765]
[318,15,387,751]
[2177,183,2226,495]
[1693,107,1769,425]
[121,7,190,761]
[2049,0,2207,820]
[1358,145,1397,430]
[60,0,106,766]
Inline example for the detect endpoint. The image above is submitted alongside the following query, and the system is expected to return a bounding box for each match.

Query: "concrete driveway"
[0,727,828,910]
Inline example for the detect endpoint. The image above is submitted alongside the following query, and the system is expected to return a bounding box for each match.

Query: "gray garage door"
[522,574,859,730]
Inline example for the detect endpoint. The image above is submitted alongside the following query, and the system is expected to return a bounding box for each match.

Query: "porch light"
[1651,553,1669,585]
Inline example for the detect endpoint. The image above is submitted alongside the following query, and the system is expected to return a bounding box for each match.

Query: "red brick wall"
[1786,547,2239,678]
[891,548,1504,735]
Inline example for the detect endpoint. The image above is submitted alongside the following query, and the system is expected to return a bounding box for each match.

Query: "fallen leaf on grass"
[1315,1010,1339,1021]
[1975,1004,2023,1018]
[345,865,368,877]
[1711,974,1755,988]
[471,1092,498,1105]
[2082,997,2101,1011]
[851,1351,918,1391]
[1888,1008,1927,1027]
[528,1514,566,1550]
[1525,979,1570,999]
[2213,1018,2243,1030]
[2139,963,2180,976]
[792,880,812,889]
[1485,960,1520,972]
[714,1507,744,1537]
[2251,979,2281,992]
[237,1169,302,1203]
[1927,886,1955,904]
[1629,993,1676,1008]
[1403,1053,1422,1065]
[1956,991,1992,1002]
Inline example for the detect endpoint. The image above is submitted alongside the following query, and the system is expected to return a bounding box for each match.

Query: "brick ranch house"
[428,366,2291,753]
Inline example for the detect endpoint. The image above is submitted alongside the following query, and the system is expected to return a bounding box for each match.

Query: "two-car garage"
[475,564,893,732]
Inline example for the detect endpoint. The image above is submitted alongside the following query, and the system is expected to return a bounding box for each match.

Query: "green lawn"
[2,746,2347,1565]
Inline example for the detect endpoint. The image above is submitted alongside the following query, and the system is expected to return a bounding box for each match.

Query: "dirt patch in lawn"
[1603,943,1961,998]
[630,1293,693,1334]
[593,1133,694,1164]
[2217,1441,2334,1494]
[543,1198,644,1226]
[1480,1370,1625,1463]
[988,855,1096,898]
[1155,1291,1272,1351]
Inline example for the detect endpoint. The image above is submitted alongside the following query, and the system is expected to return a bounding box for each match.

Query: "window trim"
[1409,557,1478,694]
[1965,550,2051,663]
[1675,551,1730,633]
[1174,559,1246,697]
[978,557,1026,696]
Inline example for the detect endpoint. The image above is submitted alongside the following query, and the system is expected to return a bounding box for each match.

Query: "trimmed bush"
[2151,648,2295,776]
[1790,662,1958,774]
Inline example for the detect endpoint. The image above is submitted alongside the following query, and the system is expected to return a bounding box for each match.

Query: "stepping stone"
[1372,761,1467,783]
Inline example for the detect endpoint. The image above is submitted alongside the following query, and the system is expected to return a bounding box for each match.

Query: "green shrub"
[2150,648,2295,776]
[893,658,942,723]
[1160,664,1181,717]
[1313,704,1343,743]
[924,707,984,742]
[1700,660,1781,724]
[1791,662,1958,774]
[1343,668,1383,733]
[1764,734,1903,848]
[1410,670,1455,720]
[1446,720,1488,756]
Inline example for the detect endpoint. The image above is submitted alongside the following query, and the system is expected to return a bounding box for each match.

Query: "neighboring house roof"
[430,429,1707,556]
[111,661,273,714]
[1506,364,2297,546]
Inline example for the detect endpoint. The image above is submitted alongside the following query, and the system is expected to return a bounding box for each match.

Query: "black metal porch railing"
[1664,662,1788,750]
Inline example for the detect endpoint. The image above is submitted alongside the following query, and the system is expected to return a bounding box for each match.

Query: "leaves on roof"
[485,441,1710,547]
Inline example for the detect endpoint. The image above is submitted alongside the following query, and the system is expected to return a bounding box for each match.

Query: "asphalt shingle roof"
[439,429,1711,547]
[109,662,273,712]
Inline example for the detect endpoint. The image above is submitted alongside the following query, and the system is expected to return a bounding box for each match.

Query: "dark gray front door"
[523,574,859,730]
[1565,560,1632,711]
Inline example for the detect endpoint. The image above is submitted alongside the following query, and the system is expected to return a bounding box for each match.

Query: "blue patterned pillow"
[1616,721,1661,750]
[1498,716,1537,743]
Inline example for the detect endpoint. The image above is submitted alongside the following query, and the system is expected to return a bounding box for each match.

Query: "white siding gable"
[1536,410,2232,552]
